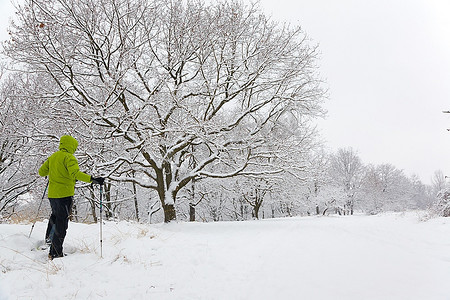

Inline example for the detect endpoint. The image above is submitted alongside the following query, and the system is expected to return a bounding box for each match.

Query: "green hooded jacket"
[39,135,92,198]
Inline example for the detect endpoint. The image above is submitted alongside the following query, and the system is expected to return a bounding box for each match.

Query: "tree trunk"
[89,189,97,222]
[134,193,140,222]
[164,204,176,222]
[189,177,196,222]
[147,199,161,224]
[189,203,195,222]
[104,183,113,220]
[254,203,261,220]
[132,174,140,222]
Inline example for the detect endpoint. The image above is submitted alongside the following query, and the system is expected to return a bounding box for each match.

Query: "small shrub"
[434,189,450,217]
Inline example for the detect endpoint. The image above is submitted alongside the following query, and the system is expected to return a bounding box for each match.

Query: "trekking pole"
[29,179,49,238]
[99,183,103,258]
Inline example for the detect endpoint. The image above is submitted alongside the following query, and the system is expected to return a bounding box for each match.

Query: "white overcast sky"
[1,0,450,184]
[258,0,450,184]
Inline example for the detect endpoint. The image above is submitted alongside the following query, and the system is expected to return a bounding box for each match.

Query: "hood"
[59,135,78,154]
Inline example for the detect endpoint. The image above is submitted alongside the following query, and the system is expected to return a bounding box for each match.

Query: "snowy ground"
[1,212,449,300]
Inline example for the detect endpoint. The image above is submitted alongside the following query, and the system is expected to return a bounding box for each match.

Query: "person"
[38,135,104,259]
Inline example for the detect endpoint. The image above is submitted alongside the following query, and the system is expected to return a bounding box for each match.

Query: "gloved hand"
[91,176,105,185]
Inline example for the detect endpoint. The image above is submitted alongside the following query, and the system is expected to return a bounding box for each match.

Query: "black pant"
[45,214,56,243]
[48,197,73,257]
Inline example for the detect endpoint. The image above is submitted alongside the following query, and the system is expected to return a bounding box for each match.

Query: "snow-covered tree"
[329,147,364,215]
[361,163,412,214]
[431,170,446,196]
[0,73,43,215]
[409,174,434,210]
[4,0,326,222]
[301,148,331,215]
[0,111,31,213]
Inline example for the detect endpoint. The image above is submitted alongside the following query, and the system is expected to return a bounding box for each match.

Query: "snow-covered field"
[1,212,449,300]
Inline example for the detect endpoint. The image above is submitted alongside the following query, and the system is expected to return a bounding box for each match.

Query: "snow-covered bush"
[433,188,450,217]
